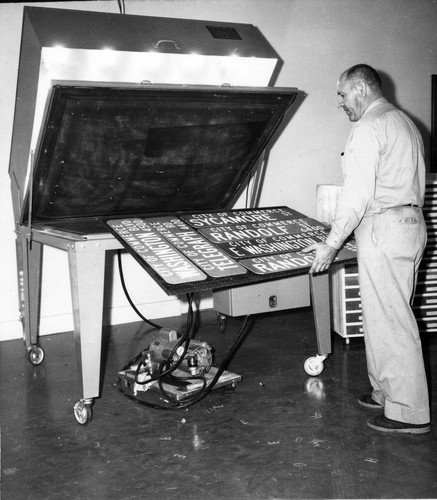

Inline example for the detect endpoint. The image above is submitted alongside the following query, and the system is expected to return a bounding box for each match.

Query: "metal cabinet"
[413,176,437,333]
[329,263,363,343]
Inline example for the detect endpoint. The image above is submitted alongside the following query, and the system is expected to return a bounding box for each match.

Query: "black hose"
[117,250,162,330]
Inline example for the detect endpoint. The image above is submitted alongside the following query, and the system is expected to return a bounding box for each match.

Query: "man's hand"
[302,242,338,274]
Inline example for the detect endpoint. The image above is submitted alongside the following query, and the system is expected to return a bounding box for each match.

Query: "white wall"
[1,0,436,341]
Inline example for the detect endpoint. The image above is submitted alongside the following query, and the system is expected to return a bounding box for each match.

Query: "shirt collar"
[362,97,388,117]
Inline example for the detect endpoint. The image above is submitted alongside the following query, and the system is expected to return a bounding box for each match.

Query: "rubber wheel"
[73,400,93,425]
[303,356,324,376]
[29,346,45,366]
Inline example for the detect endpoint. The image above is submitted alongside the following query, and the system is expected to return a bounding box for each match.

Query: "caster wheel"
[217,314,227,333]
[303,355,325,376]
[225,382,238,393]
[28,346,45,365]
[74,400,93,425]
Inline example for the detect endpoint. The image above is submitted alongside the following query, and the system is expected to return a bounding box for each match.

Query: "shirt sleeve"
[325,122,380,249]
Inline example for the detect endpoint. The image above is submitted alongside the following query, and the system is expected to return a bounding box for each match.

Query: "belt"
[383,204,420,212]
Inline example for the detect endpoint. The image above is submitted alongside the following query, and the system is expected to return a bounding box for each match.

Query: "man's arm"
[303,123,379,273]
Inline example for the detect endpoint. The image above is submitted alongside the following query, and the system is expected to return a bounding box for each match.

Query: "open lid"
[21,83,299,227]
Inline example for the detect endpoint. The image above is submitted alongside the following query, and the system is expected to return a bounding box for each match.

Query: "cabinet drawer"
[345,311,363,323]
[344,274,359,286]
[345,324,364,336]
[345,287,361,299]
[345,299,362,311]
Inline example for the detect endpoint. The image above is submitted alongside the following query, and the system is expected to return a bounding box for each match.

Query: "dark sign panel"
[107,219,207,285]
[239,244,356,275]
[240,252,316,274]
[213,229,328,259]
[198,218,325,243]
[240,241,357,275]
[180,207,300,228]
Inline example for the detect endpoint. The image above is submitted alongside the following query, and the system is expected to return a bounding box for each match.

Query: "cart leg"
[304,273,331,376]
[68,242,106,424]
[310,272,331,355]
[16,228,44,363]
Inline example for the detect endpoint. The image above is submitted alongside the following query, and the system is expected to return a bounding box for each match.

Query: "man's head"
[337,64,383,122]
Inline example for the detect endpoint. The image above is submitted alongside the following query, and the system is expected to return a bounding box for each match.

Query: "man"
[303,64,430,434]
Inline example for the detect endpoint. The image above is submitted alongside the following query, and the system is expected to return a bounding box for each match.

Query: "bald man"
[304,64,430,434]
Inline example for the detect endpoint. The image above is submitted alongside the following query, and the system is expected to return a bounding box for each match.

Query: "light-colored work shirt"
[326,97,426,250]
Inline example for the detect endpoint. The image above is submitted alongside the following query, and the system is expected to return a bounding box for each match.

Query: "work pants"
[354,206,430,425]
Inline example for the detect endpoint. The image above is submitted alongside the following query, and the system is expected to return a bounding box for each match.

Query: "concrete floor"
[1,307,436,499]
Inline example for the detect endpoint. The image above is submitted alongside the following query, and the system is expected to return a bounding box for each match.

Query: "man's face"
[337,75,364,122]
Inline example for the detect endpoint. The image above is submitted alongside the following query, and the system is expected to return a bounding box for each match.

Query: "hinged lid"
[9,7,283,227]
[21,83,299,229]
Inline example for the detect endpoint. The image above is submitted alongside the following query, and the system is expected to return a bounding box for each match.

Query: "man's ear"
[354,80,367,97]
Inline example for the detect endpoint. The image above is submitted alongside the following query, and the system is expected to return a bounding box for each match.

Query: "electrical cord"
[155,297,209,403]
[117,250,163,330]
[117,0,126,15]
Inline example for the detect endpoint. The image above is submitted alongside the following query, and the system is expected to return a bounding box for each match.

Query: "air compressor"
[118,327,242,407]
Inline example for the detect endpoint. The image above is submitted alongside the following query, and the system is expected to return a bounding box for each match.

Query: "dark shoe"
[367,415,430,434]
[358,394,383,410]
